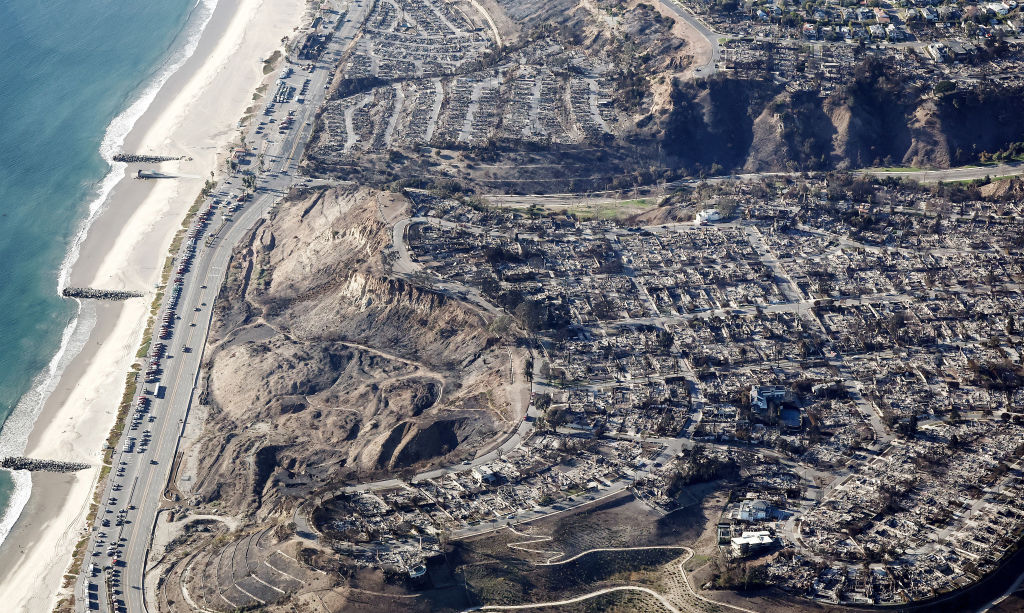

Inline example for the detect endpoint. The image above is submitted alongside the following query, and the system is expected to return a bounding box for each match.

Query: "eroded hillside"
[306,0,1024,191]
[187,186,524,516]
[304,0,691,193]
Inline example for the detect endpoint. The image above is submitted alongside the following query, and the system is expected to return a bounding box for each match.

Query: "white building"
[472,465,497,483]
[694,209,722,226]
[733,498,771,522]
[731,531,774,557]
[750,385,788,412]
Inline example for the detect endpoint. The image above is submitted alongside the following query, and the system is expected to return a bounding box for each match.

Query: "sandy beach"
[0,0,307,609]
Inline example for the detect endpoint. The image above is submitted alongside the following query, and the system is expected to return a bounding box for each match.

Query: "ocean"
[0,0,211,546]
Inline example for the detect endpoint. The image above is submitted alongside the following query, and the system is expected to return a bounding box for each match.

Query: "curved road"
[71,3,1024,610]
[463,547,763,613]
[73,0,372,611]
[470,585,682,612]
[657,0,723,78]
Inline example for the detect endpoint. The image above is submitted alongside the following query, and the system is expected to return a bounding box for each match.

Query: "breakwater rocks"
[1,456,90,473]
[113,153,192,163]
[63,287,144,300]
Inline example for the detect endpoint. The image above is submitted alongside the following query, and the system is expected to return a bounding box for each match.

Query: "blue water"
[0,0,197,542]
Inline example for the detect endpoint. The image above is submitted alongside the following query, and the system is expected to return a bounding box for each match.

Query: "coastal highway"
[73,1,371,611]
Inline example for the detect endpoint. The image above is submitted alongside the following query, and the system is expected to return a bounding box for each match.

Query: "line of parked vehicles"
[87,179,224,612]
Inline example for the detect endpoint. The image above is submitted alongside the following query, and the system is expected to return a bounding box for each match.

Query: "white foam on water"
[58,0,219,293]
[0,0,219,548]
[0,303,95,546]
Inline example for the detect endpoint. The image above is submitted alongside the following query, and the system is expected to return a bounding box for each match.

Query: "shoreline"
[0,0,307,610]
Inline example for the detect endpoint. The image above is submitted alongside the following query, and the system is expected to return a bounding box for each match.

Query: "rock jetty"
[63,287,144,300]
[113,153,191,163]
[1,456,90,473]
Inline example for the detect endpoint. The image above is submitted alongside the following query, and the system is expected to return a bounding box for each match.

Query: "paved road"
[74,1,372,611]
[865,161,1024,183]
[391,216,503,316]
[288,313,689,543]
[658,0,723,78]
[447,431,683,540]
[465,546,762,613]
[484,162,1024,209]
[341,348,541,495]
[71,4,1024,609]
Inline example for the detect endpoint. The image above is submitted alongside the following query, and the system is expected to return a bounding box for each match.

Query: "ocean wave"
[0,471,31,551]
[0,302,95,546]
[0,0,220,548]
[58,0,219,292]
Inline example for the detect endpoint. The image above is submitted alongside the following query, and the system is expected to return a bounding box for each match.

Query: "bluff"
[657,59,1024,173]
[191,187,522,515]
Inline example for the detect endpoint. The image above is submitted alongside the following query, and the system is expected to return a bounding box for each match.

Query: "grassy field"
[869,166,923,173]
[683,553,710,572]
[948,175,1017,185]
[564,198,656,220]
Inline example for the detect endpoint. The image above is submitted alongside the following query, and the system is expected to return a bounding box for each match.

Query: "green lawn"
[683,553,711,572]
[870,166,923,172]
[947,175,1016,185]
[568,198,655,220]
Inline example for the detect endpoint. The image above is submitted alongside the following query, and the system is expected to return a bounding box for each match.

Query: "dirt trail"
[476,533,764,613]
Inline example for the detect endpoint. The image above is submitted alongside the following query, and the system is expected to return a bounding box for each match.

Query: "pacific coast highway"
[71,0,1023,610]
[72,1,370,611]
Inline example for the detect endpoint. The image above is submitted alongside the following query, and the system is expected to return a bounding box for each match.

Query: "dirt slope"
[192,186,519,515]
